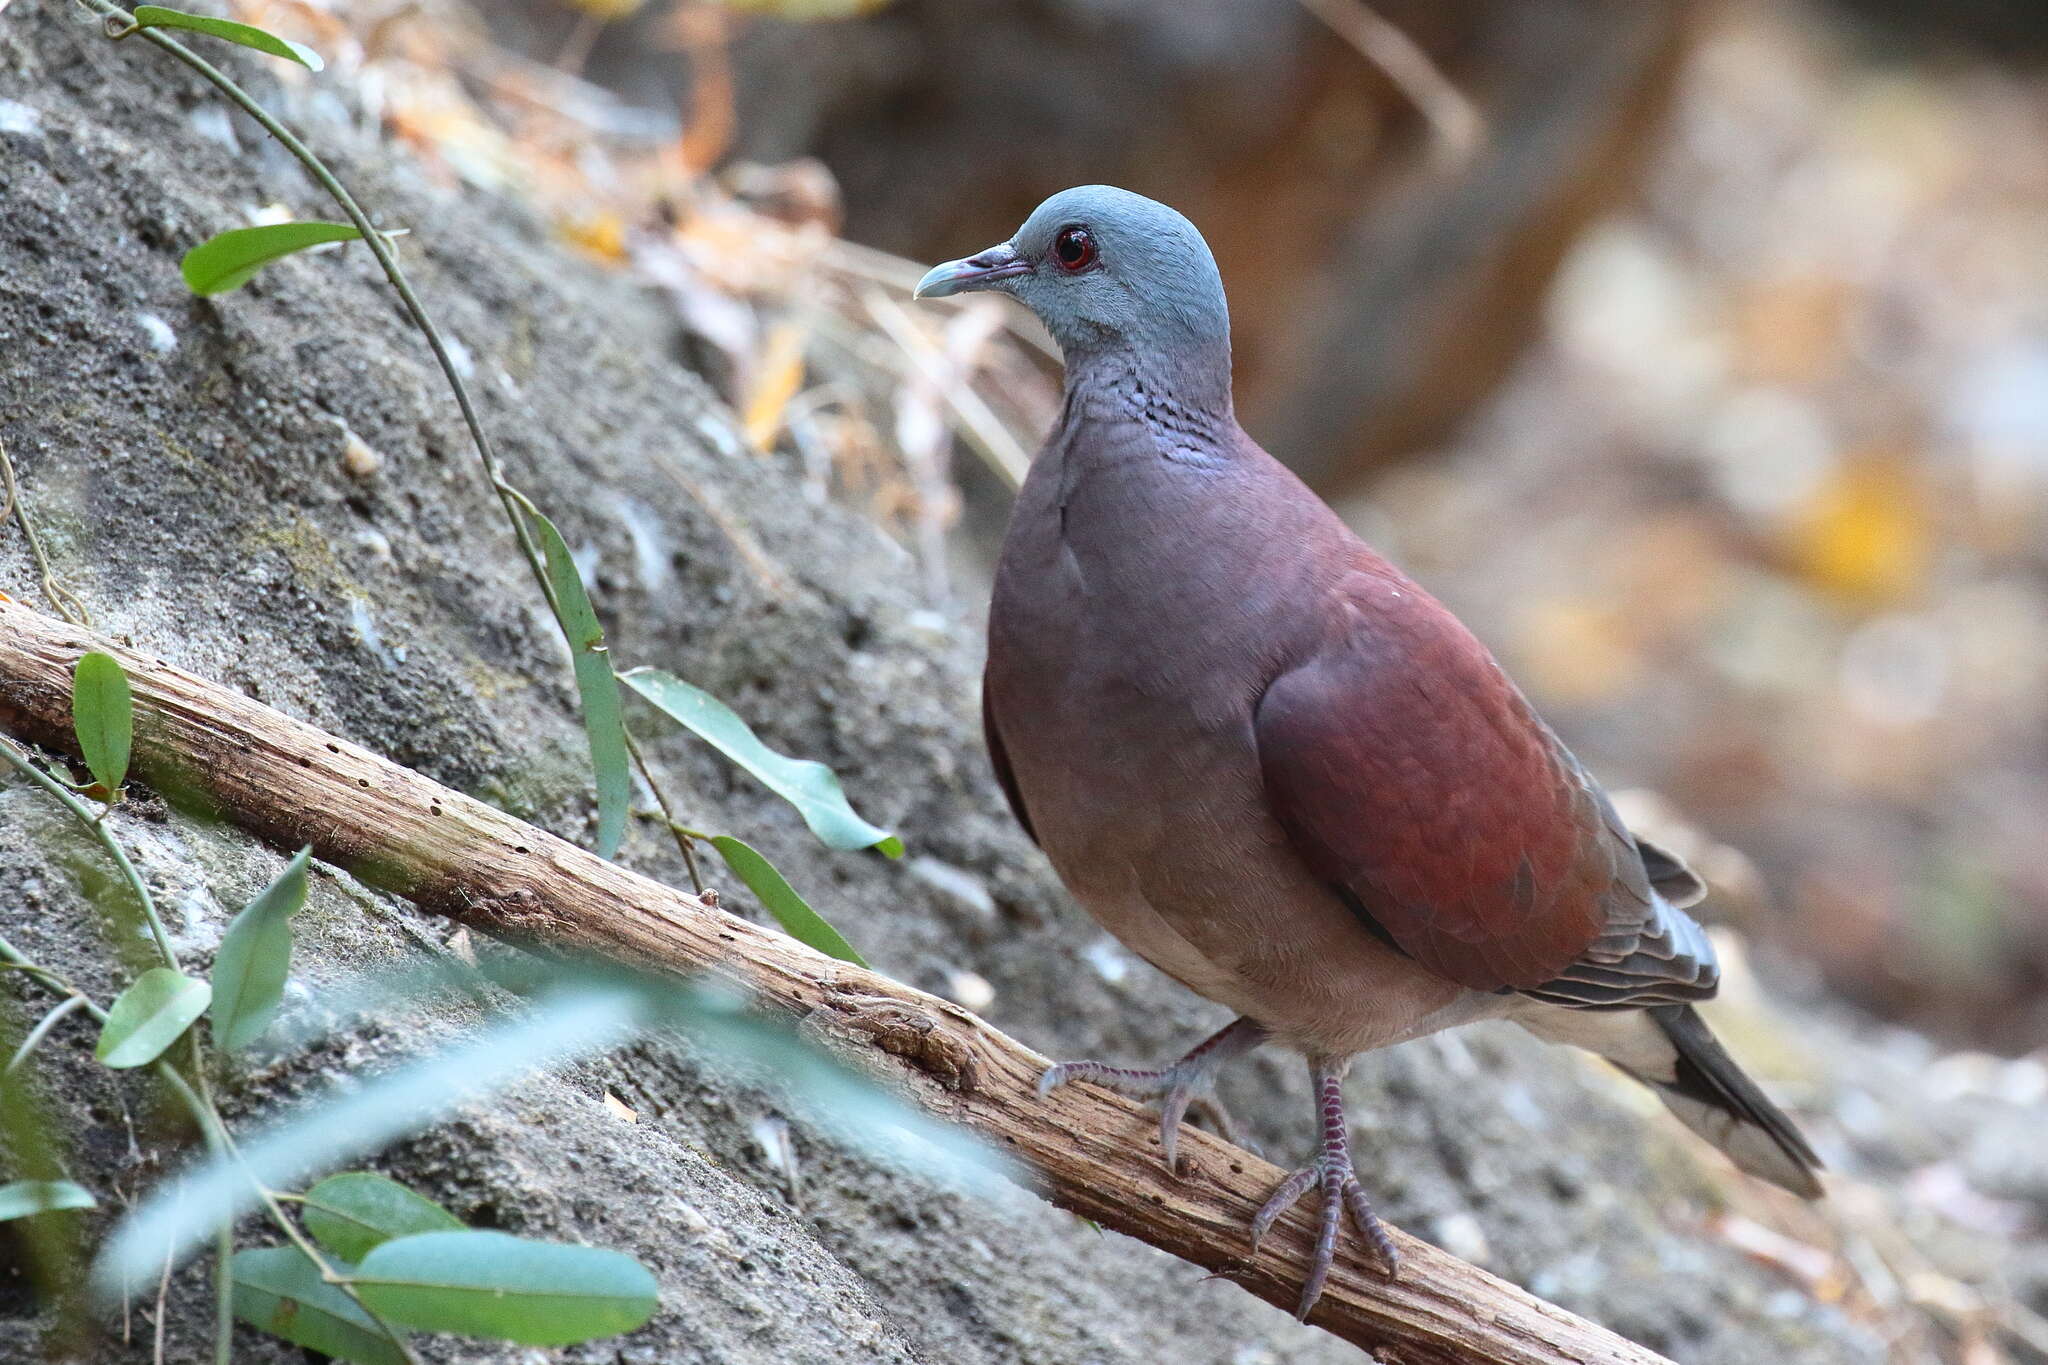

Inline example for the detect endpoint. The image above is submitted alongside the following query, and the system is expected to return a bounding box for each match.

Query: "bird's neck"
[1060,340,1236,439]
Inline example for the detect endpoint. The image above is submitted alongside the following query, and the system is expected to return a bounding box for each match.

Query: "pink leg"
[1249,1059,1399,1320]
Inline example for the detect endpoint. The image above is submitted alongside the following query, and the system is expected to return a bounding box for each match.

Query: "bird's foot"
[1248,1062,1399,1320]
[1037,1016,1265,1172]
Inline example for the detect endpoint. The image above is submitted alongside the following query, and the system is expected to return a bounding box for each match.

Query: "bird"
[914,185,1822,1320]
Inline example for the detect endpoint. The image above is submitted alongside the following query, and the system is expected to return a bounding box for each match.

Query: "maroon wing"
[1254,565,1633,992]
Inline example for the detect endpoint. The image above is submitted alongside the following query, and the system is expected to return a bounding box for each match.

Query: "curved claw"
[1034,1018,1267,1174]
[1249,1165,1319,1250]
[1039,1061,1206,1173]
[1157,1084,1196,1170]
[1342,1177,1400,1277]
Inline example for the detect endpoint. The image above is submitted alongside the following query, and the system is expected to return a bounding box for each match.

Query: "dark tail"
[1644,1004,1823,1199]
[1518,1002,1824,1198]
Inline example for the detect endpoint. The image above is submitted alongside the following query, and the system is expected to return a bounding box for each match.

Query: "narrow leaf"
[180,222,361,296]
[301,1173,462,1263]
[95,967,211,1069]
[130,6,324,70]
[0,1180,96,1221]
[353,1231,657,1346]
[524,508,630,859]
[209,846,311,1051]
[621,668,901,856]
[72,652,133,792]
[232,1247,408,1365]
[709,835,867,967]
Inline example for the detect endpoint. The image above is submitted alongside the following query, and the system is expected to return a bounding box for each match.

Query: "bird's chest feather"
[986,428,1321,903]
[984,421,1485,1047]
[998,457,1278,758]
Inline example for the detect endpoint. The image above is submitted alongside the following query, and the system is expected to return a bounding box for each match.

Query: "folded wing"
[1255,567,1716,1006]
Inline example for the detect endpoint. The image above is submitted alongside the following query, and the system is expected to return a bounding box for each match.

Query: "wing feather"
[1256,565,1718,1005]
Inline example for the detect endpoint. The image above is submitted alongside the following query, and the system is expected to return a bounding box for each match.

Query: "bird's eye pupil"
[1054,227,1097,271]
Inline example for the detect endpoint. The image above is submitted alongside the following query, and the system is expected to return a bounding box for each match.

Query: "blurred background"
[252,0,2048,1052]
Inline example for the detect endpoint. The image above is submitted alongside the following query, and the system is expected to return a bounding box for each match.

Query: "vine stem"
[179,1066,424,1365]
[0,732,235,1361]
[0,735,178,975]
[78,0,715,871]
[626,731,705,893]
[0,434,90,625]
[79,0,555,613]
[3,995,88,1078]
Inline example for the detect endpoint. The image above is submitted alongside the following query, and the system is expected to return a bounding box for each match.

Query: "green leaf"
[0,1180,96,1221]
[94,990,642,1300]
[709,835,867,967]
[523,507,631,860]
[209,846,311,1051]
[180,222,362,296]
[620,668,901,857]
[130,6,325,70]
[301,1173,463,1263]
[71,652,134,793]
[232,1247,408,1365]
[95,967,211,1069]
[353,1231,658,1346]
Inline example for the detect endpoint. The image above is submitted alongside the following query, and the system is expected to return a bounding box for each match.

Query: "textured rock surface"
[0,7,2036,1364]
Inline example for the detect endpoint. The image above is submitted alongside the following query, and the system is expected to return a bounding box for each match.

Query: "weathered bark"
[0,595,1672,1365]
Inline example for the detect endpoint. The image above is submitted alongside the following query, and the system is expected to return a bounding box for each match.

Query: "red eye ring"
[1052,226,1098,273]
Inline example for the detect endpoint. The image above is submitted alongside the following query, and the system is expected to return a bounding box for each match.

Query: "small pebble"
[1084,936,1129,983]
[907,856,996,918]
[0,99,40,136]
[1433,1211,1492,1265]
[134,311,177,354]
[946,969,995,1012]
[341,427,383,478]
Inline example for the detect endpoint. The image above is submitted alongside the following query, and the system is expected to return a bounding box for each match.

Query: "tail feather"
[1646,1004,1822,1198]
[1516,1002,1823,1198]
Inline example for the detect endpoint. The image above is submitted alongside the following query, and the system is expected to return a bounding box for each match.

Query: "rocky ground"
[0,3,2042,1362]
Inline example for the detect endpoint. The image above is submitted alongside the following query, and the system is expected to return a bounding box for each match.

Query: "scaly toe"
[1292,1166,1348,1320]
[1248,1164,1319,1252]
[1341,1177,1399,1277]
[1037,1059,1171,1101]
[1162,1082,1221,1171]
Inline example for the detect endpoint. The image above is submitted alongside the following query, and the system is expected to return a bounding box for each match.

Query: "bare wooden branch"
[0,597,1670,1365]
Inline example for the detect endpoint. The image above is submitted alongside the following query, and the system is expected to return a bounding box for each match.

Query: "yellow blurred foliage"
[1787,455,1930,606]
[711,0,895,17]
[558,213,630,264]
[742,320,809,451]
[565,0,646,19]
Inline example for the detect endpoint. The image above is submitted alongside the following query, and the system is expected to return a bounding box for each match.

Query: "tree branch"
[0,596,1670,1365]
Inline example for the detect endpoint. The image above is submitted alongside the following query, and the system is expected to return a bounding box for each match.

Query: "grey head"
[915,186,1231,380]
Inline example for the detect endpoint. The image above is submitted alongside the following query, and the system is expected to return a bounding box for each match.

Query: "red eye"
[1053,226,1097,273]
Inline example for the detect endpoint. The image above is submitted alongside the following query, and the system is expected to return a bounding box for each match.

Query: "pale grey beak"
[914,243,1031,299]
